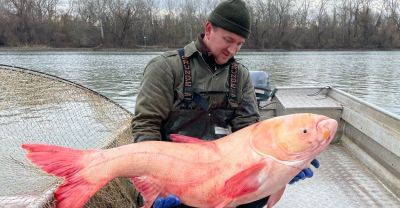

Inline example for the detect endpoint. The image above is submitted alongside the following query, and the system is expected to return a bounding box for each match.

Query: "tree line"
[0,0,399,49]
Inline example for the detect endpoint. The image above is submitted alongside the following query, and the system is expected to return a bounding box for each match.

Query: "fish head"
[251,113,338,167]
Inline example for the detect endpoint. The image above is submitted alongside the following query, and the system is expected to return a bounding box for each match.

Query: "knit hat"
[207,0,251,39]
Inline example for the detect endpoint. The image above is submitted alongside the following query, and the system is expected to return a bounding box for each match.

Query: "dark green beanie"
[207,0,251,39]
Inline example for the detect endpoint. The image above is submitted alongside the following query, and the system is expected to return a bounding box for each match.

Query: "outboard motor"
[250,71,270,90]
[249,71,276,107]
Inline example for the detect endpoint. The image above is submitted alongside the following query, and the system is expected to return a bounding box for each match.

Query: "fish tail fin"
[22,144,109,208]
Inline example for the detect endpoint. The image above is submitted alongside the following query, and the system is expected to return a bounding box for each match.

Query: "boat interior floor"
[275,144,400,208]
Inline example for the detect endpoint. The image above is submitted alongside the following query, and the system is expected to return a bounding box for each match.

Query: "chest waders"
[161,49,239,141]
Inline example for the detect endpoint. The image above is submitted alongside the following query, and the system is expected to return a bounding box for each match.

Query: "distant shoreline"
[0,46,399,52]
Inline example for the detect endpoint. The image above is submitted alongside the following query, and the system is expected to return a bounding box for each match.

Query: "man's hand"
[289,159,320,184]
[153,194,181,208]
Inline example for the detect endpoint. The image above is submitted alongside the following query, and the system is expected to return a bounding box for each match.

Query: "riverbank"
[0,46,170,52]
[1,46,399,52]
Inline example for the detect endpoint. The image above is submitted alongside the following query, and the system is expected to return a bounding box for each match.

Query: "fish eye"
[303,129,307,133]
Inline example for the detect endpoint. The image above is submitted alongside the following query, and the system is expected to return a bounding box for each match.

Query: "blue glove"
[289,159,320,184]
[153,194,181,208]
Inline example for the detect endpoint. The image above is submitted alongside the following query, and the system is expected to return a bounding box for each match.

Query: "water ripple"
[0,50,398,115]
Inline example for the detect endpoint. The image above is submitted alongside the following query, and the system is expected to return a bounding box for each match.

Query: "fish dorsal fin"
[171,134,220,155]
[221,162,267,198]
[131,176,161,208]
[170,134,204,143]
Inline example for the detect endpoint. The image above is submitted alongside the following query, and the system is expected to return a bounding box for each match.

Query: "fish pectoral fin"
[215,198,232,208]
[170,134,205,143]
[131,176,161,208]
[266,186,286,208]
[221,162,267,198]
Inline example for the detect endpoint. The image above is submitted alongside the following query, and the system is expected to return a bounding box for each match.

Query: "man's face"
[204,22,245,65]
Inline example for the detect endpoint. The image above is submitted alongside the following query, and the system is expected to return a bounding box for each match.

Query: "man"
[132,0,318,207]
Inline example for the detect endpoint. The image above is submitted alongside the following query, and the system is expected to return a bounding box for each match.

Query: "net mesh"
[0,65,137,208]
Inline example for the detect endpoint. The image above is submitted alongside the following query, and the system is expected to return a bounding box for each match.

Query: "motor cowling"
[250,71,270,90]
[249,71,276,106]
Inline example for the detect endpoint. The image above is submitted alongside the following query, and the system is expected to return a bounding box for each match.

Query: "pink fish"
[22,113,337,208]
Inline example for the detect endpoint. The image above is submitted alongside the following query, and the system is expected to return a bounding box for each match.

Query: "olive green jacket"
[132,40,260,142]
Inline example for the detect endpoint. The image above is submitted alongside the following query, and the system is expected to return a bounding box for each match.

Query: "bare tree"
[274,0,294,47]
[295,0,311,28]
[179,0,200,42]
[384,0,400,30]
[31,0,59,22]
[0,0,399,49]
[197,0,218,22]
[289,0,312,48]
[315,0,330,48]
[5,0,36,44]
[74,0,111,45]
[382,0,400,46]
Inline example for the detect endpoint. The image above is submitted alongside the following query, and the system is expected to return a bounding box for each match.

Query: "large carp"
[22,113,337,208]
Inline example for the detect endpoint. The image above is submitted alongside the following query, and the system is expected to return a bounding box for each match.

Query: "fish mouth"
[302,118,337,153]
[283,117,338,163]
[316,117,338,143]
[250,116,338,168]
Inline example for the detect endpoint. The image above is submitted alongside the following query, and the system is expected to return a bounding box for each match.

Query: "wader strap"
[178,48,239,109]
[178,48,193,108]
[228,62,239,107]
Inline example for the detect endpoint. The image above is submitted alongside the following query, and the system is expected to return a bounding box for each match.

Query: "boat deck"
[275,144,400,207]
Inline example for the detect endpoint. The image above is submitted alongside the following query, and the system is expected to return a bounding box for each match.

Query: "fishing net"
[0,65,138,208]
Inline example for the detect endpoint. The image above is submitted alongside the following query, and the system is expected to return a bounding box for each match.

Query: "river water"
[0,50,399,115]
